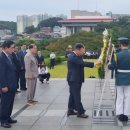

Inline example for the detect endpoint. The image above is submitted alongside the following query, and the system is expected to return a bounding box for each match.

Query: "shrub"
[44,56,66,67]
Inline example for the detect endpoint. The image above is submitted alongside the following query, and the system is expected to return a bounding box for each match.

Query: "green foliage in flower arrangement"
[98,64,105,79]
[97,29,110,79]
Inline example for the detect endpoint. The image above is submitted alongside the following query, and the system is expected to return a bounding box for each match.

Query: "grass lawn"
[49,59,98,78]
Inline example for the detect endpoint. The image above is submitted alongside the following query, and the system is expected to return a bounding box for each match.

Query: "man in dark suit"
[67,43,100,118]
[11,46,21,93]
[0,40,17,128]
[0,45,2,53]
[17,44,27,90]
[0,45,2,98]
[36,51,44,67]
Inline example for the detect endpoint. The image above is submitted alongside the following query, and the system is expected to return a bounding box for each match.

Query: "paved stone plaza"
[1,79,130,130]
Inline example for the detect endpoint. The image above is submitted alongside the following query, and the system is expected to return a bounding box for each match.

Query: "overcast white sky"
[0,0,130,21]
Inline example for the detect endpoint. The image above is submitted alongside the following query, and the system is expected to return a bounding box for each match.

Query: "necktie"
[23,51,26,56]
[7,56,12,64]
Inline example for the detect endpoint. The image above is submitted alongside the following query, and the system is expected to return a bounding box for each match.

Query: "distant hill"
[46,31,103,52]
[0,21,16,33]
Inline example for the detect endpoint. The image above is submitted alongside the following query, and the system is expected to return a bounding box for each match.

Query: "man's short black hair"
[74,43,85,50]
[2,40,14,49]
[28,44,35,49]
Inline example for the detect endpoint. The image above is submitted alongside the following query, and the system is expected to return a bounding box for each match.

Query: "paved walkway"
[1,79,130,130]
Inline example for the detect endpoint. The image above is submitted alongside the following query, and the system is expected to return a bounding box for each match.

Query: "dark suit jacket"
[17,50,26,70]
[0,52,17,91]
[11,52,21,72]
[67,52,94,83]
[36,55,44,65]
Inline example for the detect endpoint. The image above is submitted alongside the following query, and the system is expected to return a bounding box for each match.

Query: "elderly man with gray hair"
[24,44,38,105]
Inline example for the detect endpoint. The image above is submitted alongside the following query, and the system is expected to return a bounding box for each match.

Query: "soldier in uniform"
[108,37,130,125]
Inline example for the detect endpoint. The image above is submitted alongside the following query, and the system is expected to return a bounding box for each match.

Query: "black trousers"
[68,81,85,114]
[50,59,55,69]
[111,69,114,79]
[20,70,26,90]
[0,91,15,123]
[16,71,20,89]
[39,73,50,82]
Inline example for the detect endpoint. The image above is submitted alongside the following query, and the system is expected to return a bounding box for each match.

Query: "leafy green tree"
[24,25,36,34]
[46,31,103,52]
[0,21,16,33]
[16,38,35,46]
[95,16,130,47]
[38,17,63,30]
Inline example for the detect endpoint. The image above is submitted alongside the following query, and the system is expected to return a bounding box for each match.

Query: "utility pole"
[96,0,98,11]
[77,0,79,10]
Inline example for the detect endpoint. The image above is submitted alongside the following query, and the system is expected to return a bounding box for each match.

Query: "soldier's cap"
[118,37,129,44]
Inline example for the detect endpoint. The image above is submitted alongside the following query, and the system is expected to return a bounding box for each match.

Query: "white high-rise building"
[17,15,29,34]
[30,14,44,28]
[17,14,45,34]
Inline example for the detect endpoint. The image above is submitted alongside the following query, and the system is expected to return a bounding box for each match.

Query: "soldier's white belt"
[117,69,130,73]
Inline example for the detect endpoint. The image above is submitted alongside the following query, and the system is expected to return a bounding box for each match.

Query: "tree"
[95,16,130,47]
[16,38,35,46]
[46,31,103,52]
[0,21,16,33]
[38,17,63,30]
[24,25,36,34]
[118,16,130,25]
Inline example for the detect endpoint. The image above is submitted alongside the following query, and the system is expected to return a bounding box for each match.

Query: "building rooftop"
[59,16,113,23]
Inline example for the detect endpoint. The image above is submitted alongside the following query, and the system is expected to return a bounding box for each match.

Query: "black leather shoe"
[8,119,17,124]
[77,113,89,118]
[21,88,27,91]
[67,111,77,117]
[16,90,21,94]
[1,122,11,128]
[123,115,128,122]
[118,114,125,121]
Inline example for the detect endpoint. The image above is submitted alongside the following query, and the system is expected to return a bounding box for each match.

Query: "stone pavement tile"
[38,90,62,96]
[122,126,130,130]
[61,125,91,130]
[34,116,63,125]
[44,110,66,117]
[14,93,27,102]
[14,116,38,125]
[53,96,68,104]
[59,92,69,96]
[31,125,61,130]
[82,97,94,102]
[26,103,49,110]
[13,103,26,109]
[49,103,67,110]
[82,89,95,94]
[18,110,43,116]
[94,100,114,106]
[82,100,94,109]
[65,116,92,126]
[92,124,122,130]
[14,99,26,104]
[82,86,95,92]
[0,125,30,130]
[36,95,56,103]
[36,85,65,96]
